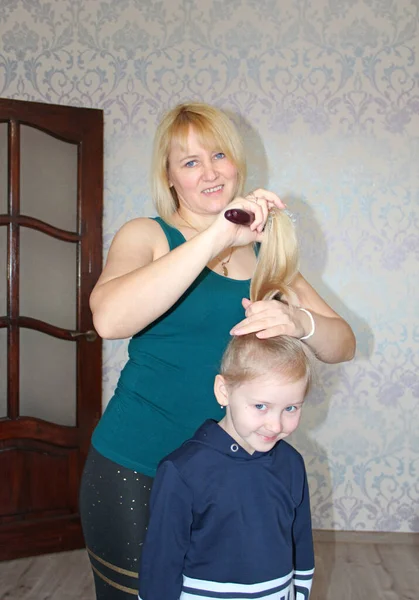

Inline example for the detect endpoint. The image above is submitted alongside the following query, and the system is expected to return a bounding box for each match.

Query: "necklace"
[220,249,234,277]
[177,212,234,277]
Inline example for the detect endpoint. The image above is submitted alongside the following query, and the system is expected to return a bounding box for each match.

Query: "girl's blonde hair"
[221,209,314,392]
[250,208,299,305]
[220,333,313,392]
[152,103,247,222]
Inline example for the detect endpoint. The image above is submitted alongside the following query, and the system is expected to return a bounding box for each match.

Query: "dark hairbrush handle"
[224,208,255,226]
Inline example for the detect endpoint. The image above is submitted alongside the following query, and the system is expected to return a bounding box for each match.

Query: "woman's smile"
[202,184,224,195]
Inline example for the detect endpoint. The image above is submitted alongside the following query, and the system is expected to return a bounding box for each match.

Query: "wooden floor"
[0,540,418,599]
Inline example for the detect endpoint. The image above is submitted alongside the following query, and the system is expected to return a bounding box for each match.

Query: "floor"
[0,541,418,599]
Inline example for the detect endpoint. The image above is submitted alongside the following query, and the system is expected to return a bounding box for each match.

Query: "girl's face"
[214,373,307,455]
[167,126,239,218]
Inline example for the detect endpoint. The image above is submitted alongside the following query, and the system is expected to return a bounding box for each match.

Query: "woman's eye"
[185,160,197,168]
[255,404,267,411]
[214,152,225,160]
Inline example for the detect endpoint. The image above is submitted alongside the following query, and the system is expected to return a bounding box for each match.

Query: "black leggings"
[79,446,153,599]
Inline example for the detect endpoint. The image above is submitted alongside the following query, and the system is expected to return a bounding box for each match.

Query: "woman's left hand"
[230,298,307,339]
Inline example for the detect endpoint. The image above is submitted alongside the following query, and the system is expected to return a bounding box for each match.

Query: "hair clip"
[283,208,296,223]
[267,208,275,221]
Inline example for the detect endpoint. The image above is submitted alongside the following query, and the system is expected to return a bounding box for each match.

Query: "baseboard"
[313,529,419,545]
[72,530,418,547]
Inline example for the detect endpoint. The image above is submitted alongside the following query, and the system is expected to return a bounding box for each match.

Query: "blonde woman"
[79,103,355,599]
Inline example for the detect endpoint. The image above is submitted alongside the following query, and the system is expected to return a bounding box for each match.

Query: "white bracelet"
[298,307,315,341]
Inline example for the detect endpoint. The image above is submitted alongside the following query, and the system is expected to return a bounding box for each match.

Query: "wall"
[1,0,418,532]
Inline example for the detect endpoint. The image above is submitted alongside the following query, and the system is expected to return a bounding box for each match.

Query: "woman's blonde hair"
[151,103,247,222]
[221,209,314,392]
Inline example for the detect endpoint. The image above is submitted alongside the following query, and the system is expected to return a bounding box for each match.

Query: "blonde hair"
[220,334,313,392]
[221,209,314,392]
[151,103,247,222]
[251,208,299,305]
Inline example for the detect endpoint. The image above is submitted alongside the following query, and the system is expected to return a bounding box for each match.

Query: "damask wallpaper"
[1,0,418,532]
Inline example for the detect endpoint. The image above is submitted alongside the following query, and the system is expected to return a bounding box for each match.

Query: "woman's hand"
[230,298,308,339]
[210,188,286,248]
[231,272,357,364]
[244,188,287,234]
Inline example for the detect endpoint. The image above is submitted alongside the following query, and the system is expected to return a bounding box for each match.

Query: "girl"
[138,208,316,600]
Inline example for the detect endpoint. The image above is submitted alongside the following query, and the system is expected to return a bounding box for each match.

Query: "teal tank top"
[92,217,252,476]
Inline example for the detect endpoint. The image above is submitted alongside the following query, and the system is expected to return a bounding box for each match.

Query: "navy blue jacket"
[139,419,314,600]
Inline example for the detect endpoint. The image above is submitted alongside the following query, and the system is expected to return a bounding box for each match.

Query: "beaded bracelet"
[298,307,315,341]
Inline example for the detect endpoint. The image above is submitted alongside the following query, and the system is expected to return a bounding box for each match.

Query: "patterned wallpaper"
[1,0,418,533]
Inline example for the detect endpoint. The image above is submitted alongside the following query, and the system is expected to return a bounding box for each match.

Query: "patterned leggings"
[79,446,153,599]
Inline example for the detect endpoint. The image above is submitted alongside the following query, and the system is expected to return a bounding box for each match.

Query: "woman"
[80,102,355,599]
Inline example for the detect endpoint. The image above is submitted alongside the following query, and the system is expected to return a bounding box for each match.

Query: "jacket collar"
[190,419,277,460]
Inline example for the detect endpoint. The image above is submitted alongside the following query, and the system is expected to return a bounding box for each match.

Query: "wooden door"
[0,98,103,560]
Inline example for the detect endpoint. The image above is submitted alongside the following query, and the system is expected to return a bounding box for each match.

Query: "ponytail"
[220,206,314,391]
[250,208,299,305]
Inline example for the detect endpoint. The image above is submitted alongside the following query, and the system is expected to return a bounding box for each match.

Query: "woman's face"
[167,126,239,217]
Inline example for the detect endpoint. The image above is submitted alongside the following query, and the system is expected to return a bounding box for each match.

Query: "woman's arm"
[90,218,226,339]
[290,273,356,363]
[230,273,356,364]
[91,194,281,340]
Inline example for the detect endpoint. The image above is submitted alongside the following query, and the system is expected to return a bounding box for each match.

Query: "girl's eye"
[285,405,298,413]
[255,404,267,411]
[185,160,197,168]
[214,152,225,160]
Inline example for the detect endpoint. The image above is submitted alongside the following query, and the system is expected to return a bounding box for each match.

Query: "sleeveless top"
[91,217,252,477]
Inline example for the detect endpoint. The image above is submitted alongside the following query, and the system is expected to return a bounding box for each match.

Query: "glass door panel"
[20,328,76,426]
[0,329,6,417]
[20,228,77,330]
[20,125,78,231]
[0,227,6,317]
[0,123,6,214]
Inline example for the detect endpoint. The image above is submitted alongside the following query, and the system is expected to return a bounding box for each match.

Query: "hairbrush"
[224,208,255,226]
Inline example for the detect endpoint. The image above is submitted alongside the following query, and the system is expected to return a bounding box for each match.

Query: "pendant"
[222,264,228,277]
